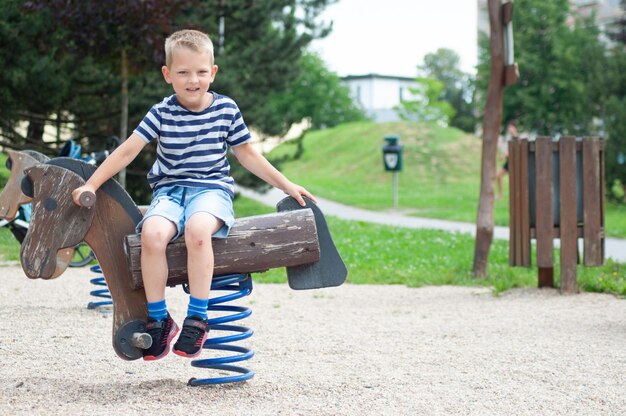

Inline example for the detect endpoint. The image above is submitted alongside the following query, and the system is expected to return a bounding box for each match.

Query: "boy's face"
[162,47,218,112]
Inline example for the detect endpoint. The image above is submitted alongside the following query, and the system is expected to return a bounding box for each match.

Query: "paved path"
[237,186,626,263]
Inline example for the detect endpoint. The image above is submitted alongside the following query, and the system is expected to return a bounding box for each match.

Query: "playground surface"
[0,265,624,415]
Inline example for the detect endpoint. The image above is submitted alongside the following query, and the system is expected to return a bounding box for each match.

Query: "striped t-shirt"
[134,93,251,198]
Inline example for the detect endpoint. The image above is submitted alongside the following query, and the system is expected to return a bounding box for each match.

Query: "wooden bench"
[508,136,605,293]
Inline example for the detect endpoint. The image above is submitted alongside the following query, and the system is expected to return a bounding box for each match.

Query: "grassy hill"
[270,121,507,224]
[269,121,626,237]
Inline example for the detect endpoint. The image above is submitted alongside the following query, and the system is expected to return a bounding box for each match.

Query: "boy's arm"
[231,143,316,207]
[71,133,147,205]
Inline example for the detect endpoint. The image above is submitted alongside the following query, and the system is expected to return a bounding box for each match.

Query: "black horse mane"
[46,158,143,225]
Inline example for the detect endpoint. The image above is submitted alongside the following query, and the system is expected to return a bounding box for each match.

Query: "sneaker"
[142,314,179,361]
[173,316,209,358]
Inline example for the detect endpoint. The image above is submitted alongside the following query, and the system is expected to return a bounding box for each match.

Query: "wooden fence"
[508,136,605,293]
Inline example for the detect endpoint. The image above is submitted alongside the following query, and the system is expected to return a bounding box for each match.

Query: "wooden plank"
[125,209,320,290]
[559,136,578,293]
[538,267,554,288]
[508,140,518,266]
[599,138,606,261]
[534,138,553,267]
[520,139,531,266]
[502,1,514,24]
[504,63,519,86]
[509,139,529,267]
[582,137,602,266]
[535,137,554,287]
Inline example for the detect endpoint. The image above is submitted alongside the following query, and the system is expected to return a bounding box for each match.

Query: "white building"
[568,0,625,46]
[341,74,419,123]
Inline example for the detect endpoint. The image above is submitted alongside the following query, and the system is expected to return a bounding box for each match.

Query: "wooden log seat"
[124,209,320,290]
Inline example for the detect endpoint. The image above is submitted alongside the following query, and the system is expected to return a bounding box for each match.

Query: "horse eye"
[5,157,11,171]
[43,197,57,211]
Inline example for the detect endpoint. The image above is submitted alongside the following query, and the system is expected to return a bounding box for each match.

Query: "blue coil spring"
[87,264,112,310]
[183,273,255,386]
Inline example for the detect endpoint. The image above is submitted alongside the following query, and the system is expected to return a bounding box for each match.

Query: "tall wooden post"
[473,0,518,277]
[118,47,129,189]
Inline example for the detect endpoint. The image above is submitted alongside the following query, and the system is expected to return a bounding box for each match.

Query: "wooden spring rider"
[19,158,347,362]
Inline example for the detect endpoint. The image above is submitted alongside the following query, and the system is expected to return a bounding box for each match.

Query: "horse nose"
[20,237,55,279]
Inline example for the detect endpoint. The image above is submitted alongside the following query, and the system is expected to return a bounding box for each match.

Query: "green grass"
[0,226,20,262]
[0,153,8,190]
[0,151,22,262]
[269,120,626,237]
[1,194,624,297]
[1,125,625,297]
[235,198,625,296]
[605,201,626,238]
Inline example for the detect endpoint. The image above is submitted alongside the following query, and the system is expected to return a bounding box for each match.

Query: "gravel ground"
[0,265,625,415]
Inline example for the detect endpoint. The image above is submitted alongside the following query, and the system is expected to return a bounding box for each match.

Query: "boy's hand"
[283,182,317,207]
[72,184,96,207]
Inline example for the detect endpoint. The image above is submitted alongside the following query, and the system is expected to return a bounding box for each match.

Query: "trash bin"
[382,135,402,172]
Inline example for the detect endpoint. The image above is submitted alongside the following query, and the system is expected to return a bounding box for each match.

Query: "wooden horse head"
[0,150,75,277]
[20,162,96,279]
[0,149,49,220]
[20,158,148,359]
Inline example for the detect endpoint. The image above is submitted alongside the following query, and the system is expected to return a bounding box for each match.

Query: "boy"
[72,29,315,360]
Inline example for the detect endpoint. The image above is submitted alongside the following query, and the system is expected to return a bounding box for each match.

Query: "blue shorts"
[136,185,234,241]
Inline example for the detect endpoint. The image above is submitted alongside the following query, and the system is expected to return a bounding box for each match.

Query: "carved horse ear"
[21,168,34,198]
[0,150,44,221]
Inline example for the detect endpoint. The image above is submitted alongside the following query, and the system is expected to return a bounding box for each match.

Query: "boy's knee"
[141,227,171,252]
[185,221,219,249]
[184,224,209,249]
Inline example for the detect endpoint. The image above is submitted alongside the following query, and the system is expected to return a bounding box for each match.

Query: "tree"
[263,52,366,136]
[2,1,337,201]
[476,0,607,136]
[395,78,456,125]
[0,2,145,154]
[472,0,511,278]
[230,51,364,192]
[601,1,626,200]
[0,0,76,150]
[25,0,191,186]
[603,46,626,199]
[418,48,476,132]
[182,0,336,134]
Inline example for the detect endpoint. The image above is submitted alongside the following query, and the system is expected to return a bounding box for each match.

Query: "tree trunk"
[26,117,45,146]
[473,0,505,277]
[118,47,129,188]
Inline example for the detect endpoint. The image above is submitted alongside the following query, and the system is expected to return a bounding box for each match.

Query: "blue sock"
[187,296,209,320]
[147,299,168,321]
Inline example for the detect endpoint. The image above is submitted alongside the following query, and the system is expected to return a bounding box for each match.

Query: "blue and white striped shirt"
[134,93,251,198]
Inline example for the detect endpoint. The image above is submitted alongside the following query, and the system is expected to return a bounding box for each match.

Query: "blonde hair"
[164,29,214,67]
